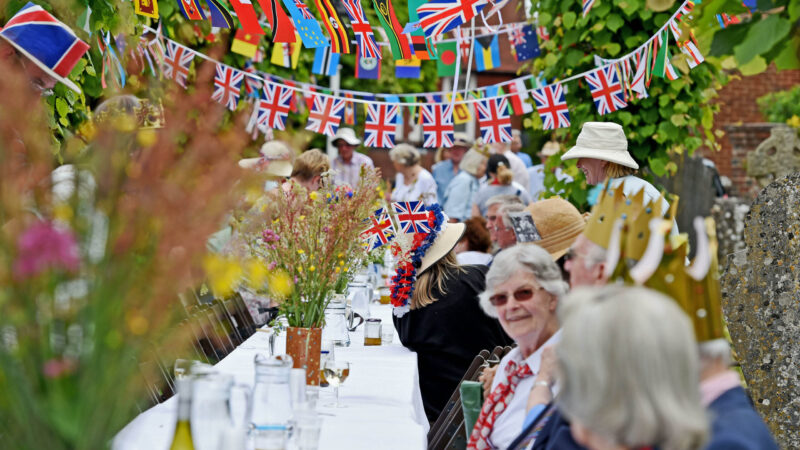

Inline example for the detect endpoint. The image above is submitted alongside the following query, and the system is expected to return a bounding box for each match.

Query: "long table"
[113,304,428,450]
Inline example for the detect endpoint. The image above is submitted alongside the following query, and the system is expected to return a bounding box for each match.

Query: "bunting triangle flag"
[371,0,413,59]
[652,29,669,79]
[507,79,534,115]
[228,0,266,35]
[630,47,649,99]
[403,95,417,123]
[271,40,301,68]
[446,93,471,124]
[281,0,329,48]
[385,95,403,124]
[205,0,234,28]
[344,93,357,125]
[232,29,261,58]
[475,35,500,71]
[176,0,205,20]
[312,46,340,75]
[436,41,458,76]
[312,0,352,53]
[255,0,297,42]
[356,52,381,79]
[408,0,437,60]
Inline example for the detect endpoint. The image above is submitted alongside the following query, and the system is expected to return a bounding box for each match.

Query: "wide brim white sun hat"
[238,141,294,177]
[331,127,361,146]
[561,122,639,169]
[418,221,466,274]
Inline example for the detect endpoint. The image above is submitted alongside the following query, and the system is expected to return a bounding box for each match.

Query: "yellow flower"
[344,267,349,273]
[297,267,303,273]
[202,254,243,298]
[335,267,341,273]
[126,312,149,336]
[309,265,316,272]
[272,218,279,224]
[309,191,319,201]
[337,253,344,258]
[326,193,332,199]
[299,215,306,221]
[297,249,305,255]
[267,269,293,299]
[787,115,800,129]
[136,129,157,148]
[53,204,73,223]
[339,260,345,266]
[245,259,269,289]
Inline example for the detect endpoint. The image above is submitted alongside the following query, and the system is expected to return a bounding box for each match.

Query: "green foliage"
[525,0,725,210]
[757,86,800,123]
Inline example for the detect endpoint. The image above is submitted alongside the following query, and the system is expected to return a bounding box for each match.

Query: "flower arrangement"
[238,168,382,328]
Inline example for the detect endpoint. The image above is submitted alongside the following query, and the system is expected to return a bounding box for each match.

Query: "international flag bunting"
[537,26,549,41]
[421,104,454,148]
[512,24,540,62]
[392,201,431,233]
[255,0,296,42]
[507,79,534,114]
[680,39,704,69]
[243,60,263,98]
[257,83,293,130]
[344,94,357,125]
[458,28,471,63]
[271,40,301,68]
[306,95,346,137]
[532,84,570,130]
[652,29,670,79]
[231,29,261,58]
[408,0,437,60]
[364,103,399,148]
[403,95,418,123]
[356,52,381,79]
[342,0,381,59]
[586,65,627,115]
[372,0,413,59]
[312,46,340,75]
[446,93,471,124]
[395,59,421,78]
[212,64,244,110]
[476,98,512,144]
[475,35,500,71]
[509,24,526,46]
[582,0,596,17]
[134,0,159,18]
[162,41,194,88]
[176,0,205,20]
[361,208,395,250]
[630,47,648,99]
[436,41,458,76]
[205,0,234,28]
[281,0,329,48]
[312,0,351,54]
[384,96,403,124]
[416,0,489,39]
[228,0,265,35]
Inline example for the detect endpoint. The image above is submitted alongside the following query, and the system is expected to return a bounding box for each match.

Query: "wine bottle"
[169,378,196,450]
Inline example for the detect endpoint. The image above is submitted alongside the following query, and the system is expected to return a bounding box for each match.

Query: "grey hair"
[557,285,709,450]
[485,194,524,211]
[389,143,421,167]
[582,237,608,269]
[497,203,526,228]
[479,244,569,318]
[698,338,732,367]
[460,149,488,177]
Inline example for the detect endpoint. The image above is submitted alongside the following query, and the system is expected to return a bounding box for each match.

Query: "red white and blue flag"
[306,95,346,137]
[421,104,454,148]
[364,103,399,148]
[256,83,293,130]
[242,60,263,99]
[392,201,431,234]
[212,64,244,110]
[416,0,489,39]
[176,0,206,20]
[585,66,627,115]
[582,0,596,17]
[476,98,513,144]
[343,0,382,59]
[361,208,396,249]
[162,41,194,88]
[531,84,570,130]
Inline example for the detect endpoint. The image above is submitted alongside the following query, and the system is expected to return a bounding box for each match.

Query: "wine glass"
[322,360,350,408]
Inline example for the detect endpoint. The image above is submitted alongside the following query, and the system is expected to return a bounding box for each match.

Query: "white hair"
[582,237,608,269]
[479,244,568,318]
[497,203,525,228]
[389,143,421,167]
[557,285,709,450]
[698,338,732,367]
[460,149,487,177]
[485,194,523,211]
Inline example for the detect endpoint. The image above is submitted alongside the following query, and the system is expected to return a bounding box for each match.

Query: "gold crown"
[623,193,680,262]
[583,183,647,249]
[94,98,165,129]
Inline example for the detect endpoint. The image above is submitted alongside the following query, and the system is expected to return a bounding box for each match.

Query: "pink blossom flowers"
[14,221,80,279]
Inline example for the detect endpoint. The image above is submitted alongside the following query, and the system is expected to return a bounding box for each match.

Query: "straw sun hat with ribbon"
[238,141,294,177]
[561,122,639,169]
[525,197,588,260]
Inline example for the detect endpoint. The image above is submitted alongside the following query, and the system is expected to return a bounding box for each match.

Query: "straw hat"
[561,122,639,169]
[238,141,294,177]
[332,127,361,146]
[418,220,466,274]
[525,197,587,260]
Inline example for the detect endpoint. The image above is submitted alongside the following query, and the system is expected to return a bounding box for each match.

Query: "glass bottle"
[170,378,196,450]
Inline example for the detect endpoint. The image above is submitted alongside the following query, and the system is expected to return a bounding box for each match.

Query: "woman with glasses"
[467,244,568,449]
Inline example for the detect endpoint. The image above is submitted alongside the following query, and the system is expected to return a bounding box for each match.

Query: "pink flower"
[267,261,277,270]
[14,221,80,279]
[43,358,77,379]
[262,228,280,243]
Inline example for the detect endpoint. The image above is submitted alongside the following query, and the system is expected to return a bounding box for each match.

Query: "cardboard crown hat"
[582,182,648,249]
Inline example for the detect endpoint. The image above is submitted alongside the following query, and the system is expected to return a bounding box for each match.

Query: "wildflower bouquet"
[240,168,382,328]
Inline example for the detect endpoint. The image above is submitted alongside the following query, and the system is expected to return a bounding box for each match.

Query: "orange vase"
[285,327,322,386]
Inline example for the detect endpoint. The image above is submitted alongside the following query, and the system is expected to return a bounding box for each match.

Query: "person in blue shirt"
[431,133,472,202]
[511,130,533,168]
[442,148,488,222]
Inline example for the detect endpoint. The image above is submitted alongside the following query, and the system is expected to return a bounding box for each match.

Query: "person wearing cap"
[393,218,511,424]
[490,141,530,192]
[528,141,574,201]
[442,147,488,222]
[330,127,374,187]
[0,2,90,95]
[389,143,437,204]
[471,154,533,218]
[511,130,533,168]
[432,132,472,202]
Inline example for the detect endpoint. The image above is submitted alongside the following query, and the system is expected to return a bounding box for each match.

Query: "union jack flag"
[416,0,489,39]
[342,0,382,59]
[364,103,399,148]
[162,41,194,88]
[531,84,570,130]
[361,208,396,250]
[256,83,293,130]
[421,104,454,148]
[585,66,627,115]
[392,201,431,234]
[306,95,346,137]
[509,24,525,46]
[242,61,263,99]
[212,64,244,110]
[476,98,512,144]
[294,0,314,19]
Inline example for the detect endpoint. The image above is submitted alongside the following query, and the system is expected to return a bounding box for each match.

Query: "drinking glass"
[322,360,350,408]
[173,359,191,379]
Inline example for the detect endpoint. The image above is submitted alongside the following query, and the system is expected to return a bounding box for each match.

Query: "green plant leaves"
[563,11,577,29]
[606,13,625,31]
[733,15,792,65]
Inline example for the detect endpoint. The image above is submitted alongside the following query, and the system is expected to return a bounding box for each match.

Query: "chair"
[212,301,244,346]
[219,295,256,340]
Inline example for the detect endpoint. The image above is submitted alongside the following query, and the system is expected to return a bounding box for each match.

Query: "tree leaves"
[733,15,792,65]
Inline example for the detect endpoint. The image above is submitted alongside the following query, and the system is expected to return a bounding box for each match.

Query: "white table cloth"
[113,304,428,450]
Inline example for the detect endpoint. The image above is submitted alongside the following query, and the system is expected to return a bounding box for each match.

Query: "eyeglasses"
[488,285,544,307]
[563,248,589,262]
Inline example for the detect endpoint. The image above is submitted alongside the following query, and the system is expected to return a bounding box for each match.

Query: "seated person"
[455,217,493,266]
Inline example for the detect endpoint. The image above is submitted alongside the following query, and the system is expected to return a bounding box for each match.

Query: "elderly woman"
[389,143,438,204]
[393,218,511,423]
[285,149,329,192]
[551,285,708,450]
[467,244,568,449]
[443,148,488,221]
[471,154,532,218]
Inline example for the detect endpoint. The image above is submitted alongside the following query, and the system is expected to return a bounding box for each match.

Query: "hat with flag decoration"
[0,2,90,93]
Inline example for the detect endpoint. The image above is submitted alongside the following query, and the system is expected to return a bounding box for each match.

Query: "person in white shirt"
[491,141,530,192]
[467,244,568,449]
[389,143,437,204]
[330,127,375,187]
